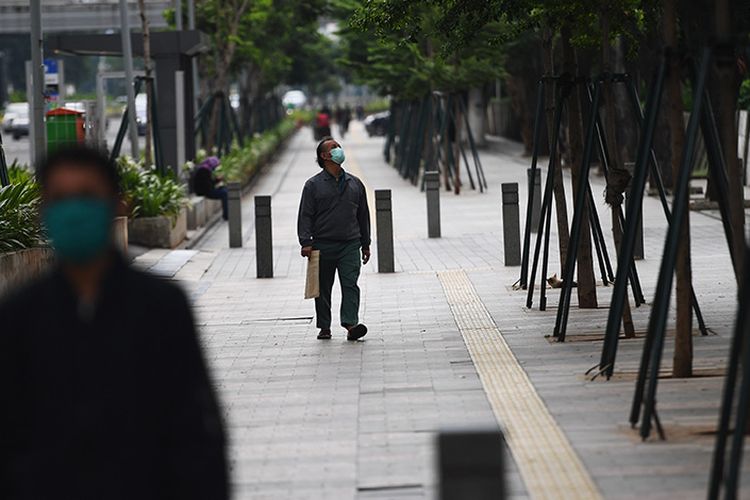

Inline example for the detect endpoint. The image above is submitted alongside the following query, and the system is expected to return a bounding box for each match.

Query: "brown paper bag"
[304,250,320,299]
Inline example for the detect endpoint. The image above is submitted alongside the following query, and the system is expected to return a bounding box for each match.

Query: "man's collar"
[322,168,350,181]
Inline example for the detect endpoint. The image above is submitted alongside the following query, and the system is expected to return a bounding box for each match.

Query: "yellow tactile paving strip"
[438,269,602,500]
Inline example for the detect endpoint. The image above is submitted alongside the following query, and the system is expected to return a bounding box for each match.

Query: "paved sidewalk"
[137,122,748,499]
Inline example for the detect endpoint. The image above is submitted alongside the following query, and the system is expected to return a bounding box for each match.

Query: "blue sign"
[44,58,58,75]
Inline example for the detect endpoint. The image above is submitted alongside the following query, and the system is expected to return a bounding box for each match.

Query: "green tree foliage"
[334,0,507,99]
[195,0,332,98]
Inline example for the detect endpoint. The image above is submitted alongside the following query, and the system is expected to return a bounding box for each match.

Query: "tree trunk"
[207,47,231,152]
[561,24,597,308]
[540,27,570,275]
[613,36,638,168]
[443,104,452,190]
[663,0,693,377]
[453,98,463,194]
[601,10,635,338]
[715,0,744,282]
[137,0,153,168]
[205,0,249,152]
[467,86,486,148]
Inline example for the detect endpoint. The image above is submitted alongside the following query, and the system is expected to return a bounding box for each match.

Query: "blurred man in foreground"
[0,146,228,499]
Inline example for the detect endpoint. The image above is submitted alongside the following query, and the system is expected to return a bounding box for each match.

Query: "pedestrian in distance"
[339,104,352,138]
[314,106,332,141]
[297,137,371,341]
[0,146,229,500]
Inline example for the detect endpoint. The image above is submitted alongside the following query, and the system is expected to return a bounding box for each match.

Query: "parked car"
[282,89,307,109]
[6,103,29,140]
[364,111,389,137]
[2,102,30,139]
[135,94,147,136]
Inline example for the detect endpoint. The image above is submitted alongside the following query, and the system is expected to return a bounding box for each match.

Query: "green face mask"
[43,197,114,264]
[329,147,345,164]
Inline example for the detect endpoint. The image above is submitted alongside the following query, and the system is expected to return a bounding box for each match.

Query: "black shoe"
[346,324,368,341]
[317,329,332,340]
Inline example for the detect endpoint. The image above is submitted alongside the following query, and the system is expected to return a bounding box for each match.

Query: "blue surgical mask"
[330,147,345,164]
[43,197,114,264]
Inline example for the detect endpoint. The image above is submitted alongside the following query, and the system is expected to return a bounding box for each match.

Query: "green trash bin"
[46,107,85,153]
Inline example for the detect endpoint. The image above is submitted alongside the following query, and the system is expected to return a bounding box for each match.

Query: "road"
[3,117,144,168]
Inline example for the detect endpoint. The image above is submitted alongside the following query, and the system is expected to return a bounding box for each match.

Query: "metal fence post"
[227,182,242,248]
[502,183,521,266]
[438,429,505,500]
[625,162,644,260]
[375,189,395,273]
[527,168,541,233]
[118,0,139,159]
[425,171,441,238]
[254,195,273,278]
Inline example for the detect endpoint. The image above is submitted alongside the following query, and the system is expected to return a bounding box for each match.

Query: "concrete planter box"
[128,207,187,248]
[205,198,221,218]
[113,216,128,254]
[0,247,55,298]
[187,196,223,230]
[186,196,207,230]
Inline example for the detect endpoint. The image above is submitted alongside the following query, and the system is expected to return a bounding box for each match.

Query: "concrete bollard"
[438,429,505,500]
[254,195,273,278]
[502,183,521,266]
[375,189,395,273]
[425,171,441,238]
[228,182,243,248]
[527,168,541,233]
[624,162,644,260]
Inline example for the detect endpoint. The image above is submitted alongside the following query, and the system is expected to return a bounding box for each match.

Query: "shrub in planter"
[8,161,33,184]
[116,156,187,224]
[214,118,297,183]
[115,156,188,248]
[0,179,45,252]
[133,175,187,221]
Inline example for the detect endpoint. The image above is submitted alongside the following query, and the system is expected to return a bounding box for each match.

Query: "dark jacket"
[193,167,215,196]
[0,256,228,500]
[297,169,371,248]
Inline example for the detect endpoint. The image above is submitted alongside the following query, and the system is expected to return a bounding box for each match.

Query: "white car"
[282,90,307,109]
[2,102,28,133]
[2,103,30,140]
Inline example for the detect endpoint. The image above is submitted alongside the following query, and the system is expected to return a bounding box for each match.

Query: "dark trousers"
[207,187,228,220]
[314,240,361,329]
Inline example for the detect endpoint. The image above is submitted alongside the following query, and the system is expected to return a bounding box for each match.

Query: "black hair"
[36,145,120,194]
[316,136,334,168]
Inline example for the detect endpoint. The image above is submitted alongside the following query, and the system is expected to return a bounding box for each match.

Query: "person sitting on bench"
[193,156,228,220]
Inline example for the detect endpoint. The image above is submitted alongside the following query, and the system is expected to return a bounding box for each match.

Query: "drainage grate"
[240,316,313,324]
[357,484,423,493]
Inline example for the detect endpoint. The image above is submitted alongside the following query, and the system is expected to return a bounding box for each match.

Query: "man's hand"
[301,246,313,258]
[362,247,371,265]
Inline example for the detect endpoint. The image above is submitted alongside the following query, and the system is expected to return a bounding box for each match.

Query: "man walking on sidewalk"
[298,136,371,341]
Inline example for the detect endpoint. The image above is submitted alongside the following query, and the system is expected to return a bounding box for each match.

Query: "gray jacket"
[297,169,371,248]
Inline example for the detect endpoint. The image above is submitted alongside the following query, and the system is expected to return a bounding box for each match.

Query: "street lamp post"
[29,0,46,166]
[175,0,183,30]
[187,0,200,114]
